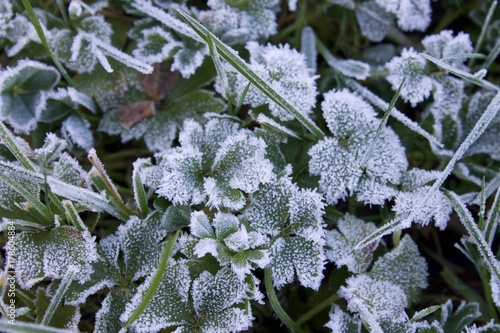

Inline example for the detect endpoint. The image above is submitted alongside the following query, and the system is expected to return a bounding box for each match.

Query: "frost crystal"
[309,89,408,205]
[224,42,318,122]
[386,48,433,107]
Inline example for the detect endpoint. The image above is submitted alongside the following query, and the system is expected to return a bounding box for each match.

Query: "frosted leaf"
[395,0,431,32]
[0,60,60,133]
[61,114,94,151]
[491,276,500,308]
[241,173,293,236]
[432,76,465,119]
[171,38,208,78]
[393,186,452,229]
[0,1,12,39]
[270,237,325,290]
[118,211,168,280]
[33,133,67,165]
[232,42,318,121]
[339,274,408,333]
[386,48,433,107]
[43,227,98,284]
[200,0,279,44]
[422,30,473,70]
[439,300,481,332]
[355,1,392,42]
[132,26,182,64]
[309,89,408,205]
[325,305,362,333]
[11,226,98,289]
[289,188,325,242]
[206,131,274,210]
[325,214,379,274]
[330,58,371,80]
[370,235,428,301]
[53,152,90,188]
[374,0,399,13]
[190,212,270,279]
[192,267,253,332]
[4,14,41,57]
[121,259,192,333]
[94,289,127,333]
[400,168,441,191]
[157,147,205,205]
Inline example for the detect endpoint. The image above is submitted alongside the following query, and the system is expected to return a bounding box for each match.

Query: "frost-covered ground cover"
[1,0,500,332]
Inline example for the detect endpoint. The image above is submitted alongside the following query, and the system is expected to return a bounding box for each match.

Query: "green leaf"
[325,305,362,333]
[38,270,77,327]
[440,300,481,333]
[411,305,443,323]
[162,205,191,232]
[94,289,128,333]
[175,9,325,139]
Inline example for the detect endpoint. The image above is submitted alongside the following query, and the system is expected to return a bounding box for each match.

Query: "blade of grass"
[346,80,443,148]
[485,180,500,246]
[20,0,77,88]
[121,230,180,332]
[420,53,499,91]
[443,189,500,284]
[470,0,498,68]
[206,33,234,114]
[0,122,37,171]
[41,269,75,326]
[132,159,150,219]
[482,39,500,71]
[175,9,325,140]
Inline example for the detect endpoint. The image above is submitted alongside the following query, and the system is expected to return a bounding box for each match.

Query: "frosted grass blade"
[444,189,500,284]
[346,80,443,148]
[175,10,325,140]
[41,269,76,325]
[0,122,37,171]
[485,181,500,246]
[420,53,499,91]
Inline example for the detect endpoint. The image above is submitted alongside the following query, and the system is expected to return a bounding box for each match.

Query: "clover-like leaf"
[386,48,433,107]
[422,30,473,71]
[11,226,98,289]
[355,1,392,42]
[118,211,168,281]
[0,60,60,133]
[94,289,128,333]
[369,234,428,301]
[338,274,408,333]
[325,305,362,333]
[325,214,379,274]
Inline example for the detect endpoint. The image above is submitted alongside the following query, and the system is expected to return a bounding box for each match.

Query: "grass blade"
[443,189,500,284]
[41,269,75,326]
[485,180,500,246]
[175,9,325,140]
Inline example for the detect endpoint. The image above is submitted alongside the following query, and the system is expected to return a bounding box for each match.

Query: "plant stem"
[264,268,303,333]
[21,0,77,88]
[295,293,340,327]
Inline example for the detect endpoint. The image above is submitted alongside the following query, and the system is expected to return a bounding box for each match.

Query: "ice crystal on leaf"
[157,115,274,210]
[0,60,60,133]
[325,305,362,333]
[386,48,433,107]
[242,169,325,289]
[339,274,408,333]
[122,261,254,333]
[369,235,428,301]
[61,114,94,151]
[10,226,98,289]
[200,0,279,45]
[132,26,182,64]
[422,30,473,71]
[325,214,379,274]
[375,0,431,32]
[309,89,408,205]
[222,42,318,122]
[190,211,270,279]
[393,186,452,230]
[355,1,392,43]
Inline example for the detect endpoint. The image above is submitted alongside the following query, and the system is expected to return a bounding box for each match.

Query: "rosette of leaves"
[325,233,428,332]
[308,89,408,205]
[188,211,270,280]
[240,168,326,290]
[218,41,318,122]
[199,0,280,45]
[156,115,275,210]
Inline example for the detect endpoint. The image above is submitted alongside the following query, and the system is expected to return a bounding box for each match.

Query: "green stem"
[122,230,180,331]
[295,293,340,327]
[41,269,75,325]
[264,268,303,333]
[21,0,77,88]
